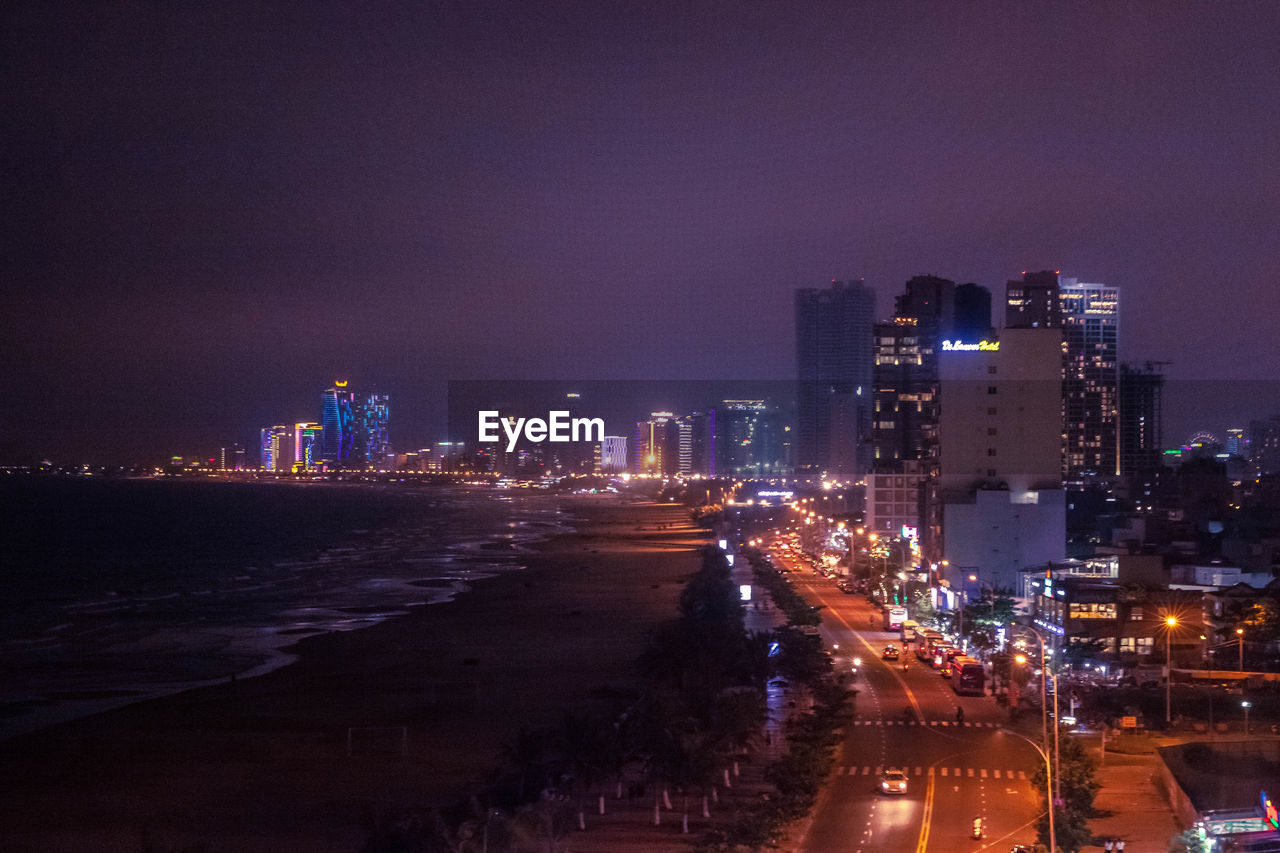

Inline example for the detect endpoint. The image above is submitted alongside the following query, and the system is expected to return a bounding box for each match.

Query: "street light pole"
[1238,627,1245,672]
[1016,624,1058,816]
[1243,701,1252,735]
[1165,616,1178,726]
[1000,728,1055,853]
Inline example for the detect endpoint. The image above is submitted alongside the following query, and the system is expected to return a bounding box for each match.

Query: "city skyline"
[4,2,1280,463]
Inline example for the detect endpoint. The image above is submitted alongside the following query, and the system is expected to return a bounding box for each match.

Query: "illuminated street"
[767,542,1044,853]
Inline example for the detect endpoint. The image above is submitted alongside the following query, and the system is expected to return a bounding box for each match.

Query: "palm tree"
[552,711,602,831]
[500,727,549,804]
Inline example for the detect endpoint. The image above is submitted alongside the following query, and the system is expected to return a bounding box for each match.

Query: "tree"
[1241,598,1280,644]
[1036,803,1093,853]
[552,711,602,831]
[1170,827,1208,853]
[1032,736,1099,853]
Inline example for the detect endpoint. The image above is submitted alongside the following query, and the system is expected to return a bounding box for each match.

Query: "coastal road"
[767,544,1044,853]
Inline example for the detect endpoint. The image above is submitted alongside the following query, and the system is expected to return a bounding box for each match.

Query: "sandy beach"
[0,495,708,853]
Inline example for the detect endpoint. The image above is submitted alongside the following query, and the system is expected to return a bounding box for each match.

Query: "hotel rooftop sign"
[941,339,1000,352]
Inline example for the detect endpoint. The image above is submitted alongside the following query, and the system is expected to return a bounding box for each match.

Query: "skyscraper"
[259,424,292,471]
[1004,270,1061,328]
[601,436,628,473]
[634,412,678,476]
[795,279,876,477]
[360,393,391,469]
[321,381,357,466]
[1059,277,1120,483]
[872,276,958,474]
[1118,363,1165,481]
[1004,271,1121,485]
[294,423,322,471]
[953,282,993,340]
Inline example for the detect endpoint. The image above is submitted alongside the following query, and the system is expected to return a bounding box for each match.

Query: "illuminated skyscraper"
[321,381,357,465]
[294,423,322,471]
[360,393,391,469]
[795,279,876,476]
[634,412,678,476]
[601,436,628,473]
[1059,277,1120,483]
[259,424,292,471]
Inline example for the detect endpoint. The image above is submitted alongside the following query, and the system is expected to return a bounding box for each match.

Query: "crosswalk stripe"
[968,768,975,778]
[954,767,961,776]
[993,770,1001,779]
[980,769,988,778]
[862,766,871,775]
[914,766,922,775]
[1018,771,1027,780]
[927,766,934,776]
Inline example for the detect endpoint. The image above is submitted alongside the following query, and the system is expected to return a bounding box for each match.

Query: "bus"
[883,606,908,631]
[899,619,920,644]
[918,630,943,660]
[950,656,985,696]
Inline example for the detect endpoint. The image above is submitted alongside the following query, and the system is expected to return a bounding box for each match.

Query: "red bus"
[950,656,985,696]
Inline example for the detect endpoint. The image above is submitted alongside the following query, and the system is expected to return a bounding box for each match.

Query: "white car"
[879,768,908,794]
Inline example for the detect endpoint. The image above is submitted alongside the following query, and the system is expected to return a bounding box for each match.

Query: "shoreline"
[0,481,564,743]
[0,495,708,852]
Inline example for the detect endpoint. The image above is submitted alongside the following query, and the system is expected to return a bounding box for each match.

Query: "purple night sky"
[4,2,1279,463]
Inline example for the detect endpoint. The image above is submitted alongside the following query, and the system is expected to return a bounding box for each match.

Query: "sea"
[0,476,579,740]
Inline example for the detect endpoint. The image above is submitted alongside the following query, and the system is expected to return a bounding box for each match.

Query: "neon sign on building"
[941,339,1000,352]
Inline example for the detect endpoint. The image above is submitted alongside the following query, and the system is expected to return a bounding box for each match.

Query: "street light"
[998,727,1055,853]
[1014,623,1059,823]
[1164,615,1178,725]
[1243,701,1252,735]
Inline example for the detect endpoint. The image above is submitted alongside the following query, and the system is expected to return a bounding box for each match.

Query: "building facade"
[795,279,876,477]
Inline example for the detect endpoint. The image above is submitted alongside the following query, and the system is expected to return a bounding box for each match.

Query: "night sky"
[5,2,1279,463]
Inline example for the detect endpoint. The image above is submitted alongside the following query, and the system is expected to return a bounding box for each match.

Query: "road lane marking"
[914,772,936,853]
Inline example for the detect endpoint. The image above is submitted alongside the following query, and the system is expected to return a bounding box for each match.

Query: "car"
[882,645,900,660]
[879,768,908,794]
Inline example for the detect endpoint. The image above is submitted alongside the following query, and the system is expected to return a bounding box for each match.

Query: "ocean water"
[0,477,576,739]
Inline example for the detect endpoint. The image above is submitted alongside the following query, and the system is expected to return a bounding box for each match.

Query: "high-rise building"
[601,436,628,473]
[1250,416,1280,476]
[360,393,391,469]
[1004,271,1121,485]
[711,400,784,478]
[259,424,292,471]
[634,412,678,476]
[953,282,993,340]
[1225,428,1245,458]
[1004,270,1061,328]
[1059,277,1120,483]
[936,327,1066,592]
[321,381,358,466]
[1118,363,1165,482]
[795,279,876,477]
[294,423,323,471]
[871,276,959,474]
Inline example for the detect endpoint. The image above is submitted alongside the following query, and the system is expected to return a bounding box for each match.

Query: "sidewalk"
[1081,741,1182,852]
